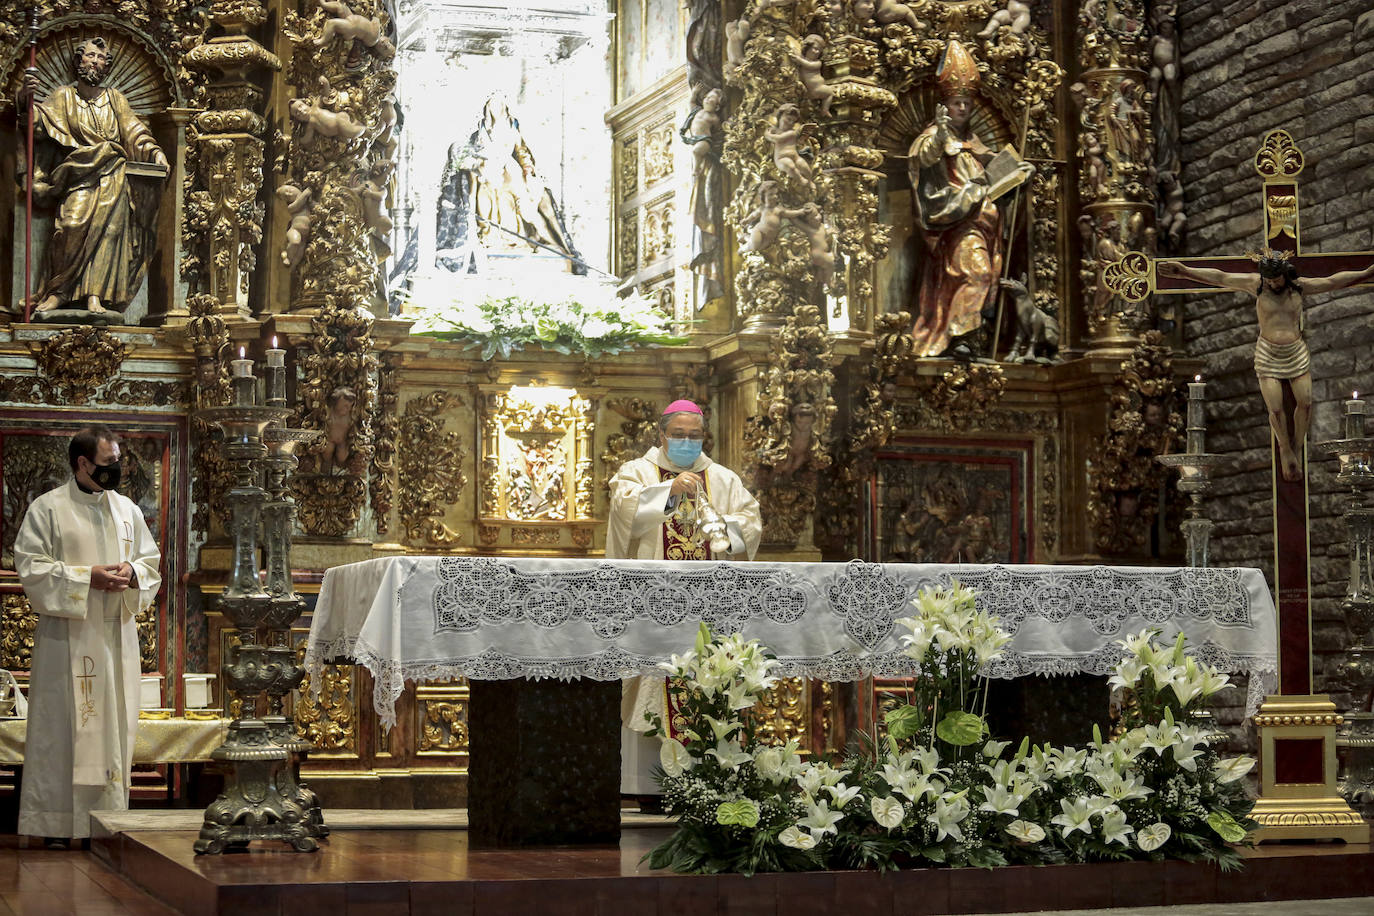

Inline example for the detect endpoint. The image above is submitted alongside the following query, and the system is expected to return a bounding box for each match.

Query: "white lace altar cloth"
[305,557,1278,730]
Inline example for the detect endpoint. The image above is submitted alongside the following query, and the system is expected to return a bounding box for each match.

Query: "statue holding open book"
[15,36,168,324]
[908,39,1032,359]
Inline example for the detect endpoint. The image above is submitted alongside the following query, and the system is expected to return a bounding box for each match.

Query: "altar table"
[307,557,1278,723]
[307,557,1276,845]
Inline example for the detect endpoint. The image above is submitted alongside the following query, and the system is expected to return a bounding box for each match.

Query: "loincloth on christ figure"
[1253,335,1310,380]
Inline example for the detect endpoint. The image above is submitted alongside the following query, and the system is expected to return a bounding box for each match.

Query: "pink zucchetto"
[663,399,703,416]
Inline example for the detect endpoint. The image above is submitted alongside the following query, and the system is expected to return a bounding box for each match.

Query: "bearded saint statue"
[17,36,168,320]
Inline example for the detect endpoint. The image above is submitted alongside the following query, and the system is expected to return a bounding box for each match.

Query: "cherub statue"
[277,183,314,268]
[353,175,393,238]
[290,97,365,142]
[322,386,358,474]
[788,202,835,287]
[763,104,814,191]
[998,275,1060,363]
[725,15,751,76]
[873,0,925,31]
[977,0,1032,39]
[1157,170,1186,249]
[1082,131,1106,199]
[742,181,795,252]
[315,0,396,60]
[791,35,834,118]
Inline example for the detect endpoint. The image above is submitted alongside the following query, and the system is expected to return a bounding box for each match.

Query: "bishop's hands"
[91,563,133,592]
[669,471,705,499]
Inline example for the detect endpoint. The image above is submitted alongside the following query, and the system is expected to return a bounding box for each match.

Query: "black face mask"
[88,460,122,491]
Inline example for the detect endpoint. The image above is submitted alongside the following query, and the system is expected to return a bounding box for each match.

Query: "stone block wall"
[1179,2,1374,699]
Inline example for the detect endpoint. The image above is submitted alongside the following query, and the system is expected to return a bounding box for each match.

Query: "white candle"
[1345,390,1365,440]
[231,346,253,379]
[1187,375,1206,454]
[266,336,285,368]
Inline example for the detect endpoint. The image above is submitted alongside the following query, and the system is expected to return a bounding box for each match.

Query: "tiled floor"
[0,837,176,916]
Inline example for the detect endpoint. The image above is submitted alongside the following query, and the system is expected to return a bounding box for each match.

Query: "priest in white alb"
[606,400,761,800]
[14,427,161,845]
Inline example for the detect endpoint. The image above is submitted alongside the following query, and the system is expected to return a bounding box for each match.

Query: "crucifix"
[1105,130,1374,840]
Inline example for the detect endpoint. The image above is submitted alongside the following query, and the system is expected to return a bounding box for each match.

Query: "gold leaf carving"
[28,328,131,405]
[294,639,357,754]
[419,699,469,754]
[398,390,467,546]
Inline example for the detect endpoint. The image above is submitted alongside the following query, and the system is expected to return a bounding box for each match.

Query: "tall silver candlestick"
[1157,376,1230,567]
[1317,391,1374,818]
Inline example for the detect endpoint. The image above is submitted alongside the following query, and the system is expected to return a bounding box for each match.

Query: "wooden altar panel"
[872,437,1034,564]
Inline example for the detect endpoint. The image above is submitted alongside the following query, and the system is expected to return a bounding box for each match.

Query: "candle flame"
[239,346,245,359]
[272,335,278,349]
[1195,374,1201,382]
[1356,391,1361,400]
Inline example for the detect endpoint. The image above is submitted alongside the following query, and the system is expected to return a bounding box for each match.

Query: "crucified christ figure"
[1160,252,1374,481]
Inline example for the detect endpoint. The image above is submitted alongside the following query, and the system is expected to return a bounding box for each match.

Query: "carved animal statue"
[977,0,1032,39]
[290,97,366,142]
[999,276,1060,363]
[277,184,314,268]
[315,0,396,59]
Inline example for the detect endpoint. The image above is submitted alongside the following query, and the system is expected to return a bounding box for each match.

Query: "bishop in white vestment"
[14,430,161,840]
[606,401,762,795]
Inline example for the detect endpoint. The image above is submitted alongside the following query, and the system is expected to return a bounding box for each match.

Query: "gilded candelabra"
[1156,378,1230,567]
[1317,394,1374,817]
[194,349,324,854]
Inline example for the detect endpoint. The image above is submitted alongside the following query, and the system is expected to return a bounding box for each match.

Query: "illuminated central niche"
[388,1,614,317]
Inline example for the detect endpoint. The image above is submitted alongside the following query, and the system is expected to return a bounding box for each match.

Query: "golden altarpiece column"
[0,0,1198,805]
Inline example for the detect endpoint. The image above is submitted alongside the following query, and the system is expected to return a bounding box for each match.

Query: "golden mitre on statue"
[936,39,981,99]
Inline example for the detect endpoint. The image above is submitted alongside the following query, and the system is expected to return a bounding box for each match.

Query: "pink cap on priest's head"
[663,399,703,416]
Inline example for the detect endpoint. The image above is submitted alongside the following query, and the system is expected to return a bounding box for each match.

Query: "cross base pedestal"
[1251,694,1370,843]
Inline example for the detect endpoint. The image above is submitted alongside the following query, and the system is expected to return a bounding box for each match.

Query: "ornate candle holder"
[1317,415,1374,818]
[1156,453,1231,568]
[193,399,321,854]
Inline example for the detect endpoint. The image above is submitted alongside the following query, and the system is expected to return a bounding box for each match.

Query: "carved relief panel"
[477,387,599,550]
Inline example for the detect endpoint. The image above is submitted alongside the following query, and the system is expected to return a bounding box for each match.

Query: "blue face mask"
[665,438,703,468]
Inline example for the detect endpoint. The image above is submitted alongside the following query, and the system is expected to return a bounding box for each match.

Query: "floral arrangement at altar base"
[646,585,1257,876]
[409,287,688,360]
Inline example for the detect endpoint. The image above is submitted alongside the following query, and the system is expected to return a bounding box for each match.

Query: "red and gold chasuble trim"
[660,466,712,561]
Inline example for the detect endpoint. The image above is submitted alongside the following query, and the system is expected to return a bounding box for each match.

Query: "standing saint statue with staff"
[15,35,167,322]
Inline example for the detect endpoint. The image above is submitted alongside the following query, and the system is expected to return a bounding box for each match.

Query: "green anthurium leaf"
[1207,810,1247,843]
[935,711,986,747]
[884,704,925,741]
[716,800,760,828]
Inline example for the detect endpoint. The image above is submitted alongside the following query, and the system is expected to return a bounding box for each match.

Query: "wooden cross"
[1105,130,1374,697]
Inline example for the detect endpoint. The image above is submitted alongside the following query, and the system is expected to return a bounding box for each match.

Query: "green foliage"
[410,293,688,360]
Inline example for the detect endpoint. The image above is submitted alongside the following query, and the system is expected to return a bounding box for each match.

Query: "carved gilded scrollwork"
[617,214,638,275]
[749,676,808,747]
[187,293,234,534]
[29,327,131,405]
[1254,129,1305,179]
[642,120,675,187]
[419,698,470,754]
[599,397,661,494]
[1,594,36,672]
[398,390,467,547]
[370,353,401,536]
[619,136,638,201]
[1086,330,1183,555]
[293,301,379,537]
[924,363,1008,432]
[294,639,357,755]
[279,0,398,315]
[510,527,560,546]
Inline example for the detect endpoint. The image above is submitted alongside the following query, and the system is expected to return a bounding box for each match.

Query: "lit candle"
[231,346,256,406]
[265,336,287,407]
[1187,374,1206,455]
[1345,390,1366,441]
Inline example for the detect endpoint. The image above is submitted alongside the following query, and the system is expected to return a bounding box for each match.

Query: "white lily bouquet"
[647,586,1257,875]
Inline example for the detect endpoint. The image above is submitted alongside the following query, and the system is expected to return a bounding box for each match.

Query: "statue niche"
[435,93,585,278]
[875,41,1030,362]
[6,28,175,325]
